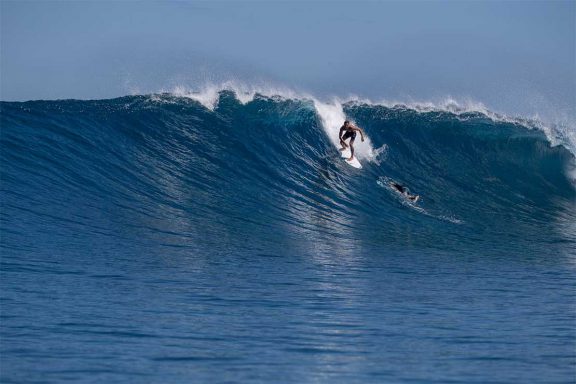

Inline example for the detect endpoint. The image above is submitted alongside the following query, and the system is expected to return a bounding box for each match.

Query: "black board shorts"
[342,130,357,141]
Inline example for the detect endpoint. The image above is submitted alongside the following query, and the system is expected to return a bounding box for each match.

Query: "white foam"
[152,82,574,157]
[169,84,221,110]
[163,81,309,110]
[312,98,376,162]
[160,82,379,162]
[362,96,575,155]
[371,144,389,165]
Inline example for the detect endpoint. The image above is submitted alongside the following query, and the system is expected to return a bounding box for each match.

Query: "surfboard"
[340,148,362,169]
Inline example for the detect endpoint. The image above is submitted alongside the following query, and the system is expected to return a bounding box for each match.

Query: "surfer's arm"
[338,126,345,140]
[354,127,365,141]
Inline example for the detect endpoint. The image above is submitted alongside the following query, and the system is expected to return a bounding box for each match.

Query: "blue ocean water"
[1,91,575,383]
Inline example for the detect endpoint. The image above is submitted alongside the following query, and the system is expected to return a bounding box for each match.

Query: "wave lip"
[157,83,575,157]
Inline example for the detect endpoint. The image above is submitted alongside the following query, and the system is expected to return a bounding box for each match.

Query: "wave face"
[1,92,576,383]
[2,91,575,256]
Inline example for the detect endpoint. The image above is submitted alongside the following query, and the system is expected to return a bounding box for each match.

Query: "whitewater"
[1,86,575,383]
[168,82,576,158]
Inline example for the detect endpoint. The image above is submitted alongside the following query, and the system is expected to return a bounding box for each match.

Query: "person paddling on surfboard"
[339,120,365,161]
[390,182,420,203]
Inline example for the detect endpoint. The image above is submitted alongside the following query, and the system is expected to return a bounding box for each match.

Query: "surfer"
[390,182,420,202]
[339,120,365,161]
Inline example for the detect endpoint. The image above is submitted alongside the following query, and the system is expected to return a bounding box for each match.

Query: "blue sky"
[1,1,574,122]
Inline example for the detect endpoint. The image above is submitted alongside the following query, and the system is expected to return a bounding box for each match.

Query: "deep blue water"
[1,92,575,383]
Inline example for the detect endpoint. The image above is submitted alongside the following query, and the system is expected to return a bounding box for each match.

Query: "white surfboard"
[340,148,362,169]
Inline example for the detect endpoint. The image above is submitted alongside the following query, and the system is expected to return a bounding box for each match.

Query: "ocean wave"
[160,82,575,156]
[1,91,574,255]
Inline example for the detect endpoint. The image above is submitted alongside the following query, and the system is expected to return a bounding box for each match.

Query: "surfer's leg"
[340,131,353,151]
[348,138,356,161]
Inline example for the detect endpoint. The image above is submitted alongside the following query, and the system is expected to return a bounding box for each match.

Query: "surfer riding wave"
[339,120,365,161]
